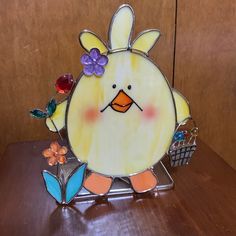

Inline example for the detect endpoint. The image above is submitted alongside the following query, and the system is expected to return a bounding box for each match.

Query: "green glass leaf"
[30,109,47,119]
[46,99,57,117]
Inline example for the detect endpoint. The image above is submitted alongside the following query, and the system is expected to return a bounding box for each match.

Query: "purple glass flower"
[80,48,108,77]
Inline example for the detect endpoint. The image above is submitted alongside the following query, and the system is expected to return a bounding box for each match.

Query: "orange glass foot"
[84,173,113,195]
[130,169,158,193]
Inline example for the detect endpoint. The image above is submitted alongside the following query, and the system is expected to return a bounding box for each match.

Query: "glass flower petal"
[90,48,101,61]
[83,64,94,76]
[97,55,108,66]
[80,54,93,65]
[94,64,105,76]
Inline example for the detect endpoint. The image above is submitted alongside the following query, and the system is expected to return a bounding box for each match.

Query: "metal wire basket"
[169,118,198,167]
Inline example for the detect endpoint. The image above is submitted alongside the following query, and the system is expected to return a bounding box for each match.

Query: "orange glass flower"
[42,141,68,166]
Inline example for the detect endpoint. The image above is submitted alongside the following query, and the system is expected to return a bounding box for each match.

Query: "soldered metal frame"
[57,157,174,203]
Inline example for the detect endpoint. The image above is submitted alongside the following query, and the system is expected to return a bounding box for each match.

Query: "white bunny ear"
[108,4,134,50]
[131,29,161,55]
[79,30,108,53]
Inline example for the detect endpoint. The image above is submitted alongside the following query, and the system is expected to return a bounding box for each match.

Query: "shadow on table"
[40,191,162,235]
[40,205,87,235]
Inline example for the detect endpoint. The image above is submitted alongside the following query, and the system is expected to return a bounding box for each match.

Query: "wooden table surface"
[0,140,235,236]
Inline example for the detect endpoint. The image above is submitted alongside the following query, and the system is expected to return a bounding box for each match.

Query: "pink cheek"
[142,105,158,121]
[83,107,101,123]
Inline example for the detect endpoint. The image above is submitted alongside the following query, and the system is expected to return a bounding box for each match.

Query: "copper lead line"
[49,117,63,141]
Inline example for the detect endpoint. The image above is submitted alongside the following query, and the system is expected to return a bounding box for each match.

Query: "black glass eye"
[112,84,116,89]
[127,85,132,90]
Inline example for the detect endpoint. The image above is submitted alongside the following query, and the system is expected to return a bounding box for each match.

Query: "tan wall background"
[0,0,235,169]
[174,0,236,169]
[0,0,176,153]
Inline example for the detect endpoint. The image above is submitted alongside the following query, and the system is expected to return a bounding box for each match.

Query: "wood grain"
[174,0,236,169]
[0,0,176,155]
[0,140,235,235]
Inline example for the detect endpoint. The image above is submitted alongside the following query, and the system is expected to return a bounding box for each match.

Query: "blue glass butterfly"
[42,163,86,204]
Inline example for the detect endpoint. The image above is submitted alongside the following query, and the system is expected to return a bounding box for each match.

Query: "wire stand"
[58,157,174,202]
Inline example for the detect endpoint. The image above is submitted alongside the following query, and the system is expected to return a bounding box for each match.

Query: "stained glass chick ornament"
[43,4,192,195]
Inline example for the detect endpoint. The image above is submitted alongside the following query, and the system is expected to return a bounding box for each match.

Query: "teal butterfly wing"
[46,99,57,117]
[30,99,56,119]
[42,170,62,204]
[30,109,47,119]
[65,164,87,204]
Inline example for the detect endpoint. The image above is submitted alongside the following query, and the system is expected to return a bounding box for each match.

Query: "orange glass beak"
[111,90,133,113]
